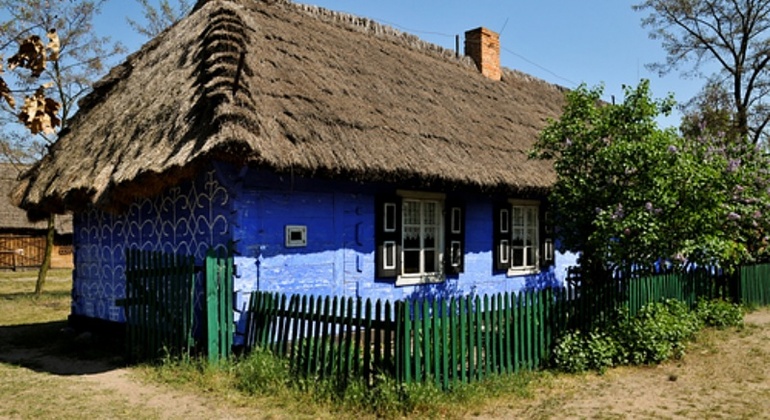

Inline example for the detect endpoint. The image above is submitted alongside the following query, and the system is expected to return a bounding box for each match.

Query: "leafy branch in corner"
[0,28,61,135]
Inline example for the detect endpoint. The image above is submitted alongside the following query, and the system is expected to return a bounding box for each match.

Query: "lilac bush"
[531,81,770,274]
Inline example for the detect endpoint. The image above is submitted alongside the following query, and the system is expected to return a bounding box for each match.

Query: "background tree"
[531,81,770,281]
[127,0,192,39]
[680,79,741,141]
[0,0,124,295]
[634,0,770,145]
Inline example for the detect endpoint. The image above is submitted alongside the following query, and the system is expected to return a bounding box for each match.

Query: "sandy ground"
[483,309,770,419]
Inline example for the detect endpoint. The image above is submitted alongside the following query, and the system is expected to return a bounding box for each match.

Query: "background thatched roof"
[1,163,72,233]
[13,0,566,215]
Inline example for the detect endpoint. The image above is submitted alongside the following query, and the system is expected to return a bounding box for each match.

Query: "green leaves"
[552,298,740,373]
[532,80,770,273]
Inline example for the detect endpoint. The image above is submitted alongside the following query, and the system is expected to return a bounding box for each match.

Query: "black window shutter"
[493,202,511,271]
[375,195,401,279]
[540,204,554,267]
[444,200,465,274]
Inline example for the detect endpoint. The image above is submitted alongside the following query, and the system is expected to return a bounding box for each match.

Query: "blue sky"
[99,0,714,129]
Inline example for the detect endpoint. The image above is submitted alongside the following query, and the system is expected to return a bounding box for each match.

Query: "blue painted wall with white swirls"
[72,168,231,322]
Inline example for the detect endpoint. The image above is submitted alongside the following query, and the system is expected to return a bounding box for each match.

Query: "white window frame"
[506,199,540,276]
[396,190,445,286]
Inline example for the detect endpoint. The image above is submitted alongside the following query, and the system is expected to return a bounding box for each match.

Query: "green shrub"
[619,299,702,364]
[552,329,619,373]
[694,298,744,328]
[554,298,707,372]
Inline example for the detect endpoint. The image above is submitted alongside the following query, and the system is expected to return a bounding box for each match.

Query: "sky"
[97,0,715,129]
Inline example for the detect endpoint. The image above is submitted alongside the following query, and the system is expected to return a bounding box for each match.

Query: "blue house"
[13,0,575,334]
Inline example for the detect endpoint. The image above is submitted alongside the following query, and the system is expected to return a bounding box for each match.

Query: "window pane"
[424,250,436,272]
[404,201,419,224]
[424,227,436,247]
[403,250,420,274]
[527,208,537,225]
[404,226,420,248]
[512,248,524,267]
[526,248,536,266]
[513,208,523,227]
[424,202,436,225]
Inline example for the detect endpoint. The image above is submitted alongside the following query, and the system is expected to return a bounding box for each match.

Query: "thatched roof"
[1,163,72,233]
[13,0,566,216]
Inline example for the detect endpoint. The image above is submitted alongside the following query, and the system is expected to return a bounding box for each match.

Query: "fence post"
[205,247,234,364]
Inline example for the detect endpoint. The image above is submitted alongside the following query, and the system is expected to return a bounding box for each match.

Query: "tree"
[679,79,741,141]
[634,0,770,145]
[127,0,192,39]
[531,80,770,280]
[0,0,124,295]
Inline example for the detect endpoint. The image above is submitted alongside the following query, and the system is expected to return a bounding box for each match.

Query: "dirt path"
[483,310,770,419]
[82,369,248,420]
[0,345,254,420]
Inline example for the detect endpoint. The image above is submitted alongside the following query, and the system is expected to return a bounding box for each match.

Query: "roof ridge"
[282,0,477,71]
[281,0,564,91]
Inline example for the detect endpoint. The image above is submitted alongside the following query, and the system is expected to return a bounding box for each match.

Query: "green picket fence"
[244,289,572,388]
[245,292,397,385]
[739,264,770,306]
[397,289,564,388]
[245,263,770,389]
[120,249,196,362]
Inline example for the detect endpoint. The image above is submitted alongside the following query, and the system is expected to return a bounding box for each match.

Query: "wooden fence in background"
[0,235,45,269]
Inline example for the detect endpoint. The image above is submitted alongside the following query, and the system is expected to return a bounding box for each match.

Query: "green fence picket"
[458,296,467,383]
[384,300,394,378]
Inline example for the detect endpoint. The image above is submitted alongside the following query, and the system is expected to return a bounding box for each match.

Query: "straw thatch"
[13,0,566,216]
[1,163,72,233]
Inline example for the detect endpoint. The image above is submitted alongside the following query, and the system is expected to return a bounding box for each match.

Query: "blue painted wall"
[71,161,577,338]
[219,165,577,321]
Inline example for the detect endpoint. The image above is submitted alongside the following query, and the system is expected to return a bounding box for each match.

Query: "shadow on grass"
[0,289,71,298]
[0,320,125,376]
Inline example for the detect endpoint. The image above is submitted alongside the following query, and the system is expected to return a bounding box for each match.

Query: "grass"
[137,350,552,419]
[0,269,148,419]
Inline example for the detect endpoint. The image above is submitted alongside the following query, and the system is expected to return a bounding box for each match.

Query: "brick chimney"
[464,27,501,81]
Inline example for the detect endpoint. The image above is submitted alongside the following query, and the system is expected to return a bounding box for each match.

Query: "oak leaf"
[47,29,60,62]
[0,77,14,108]
[8,35,47,77]
[0,60,13,108]
[18,85,60,135]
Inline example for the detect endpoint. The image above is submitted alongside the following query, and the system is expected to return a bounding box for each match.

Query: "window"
[376,192,465,284]
[402,199,440,276]
[495,200,550,275]
[511,205,537,269]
